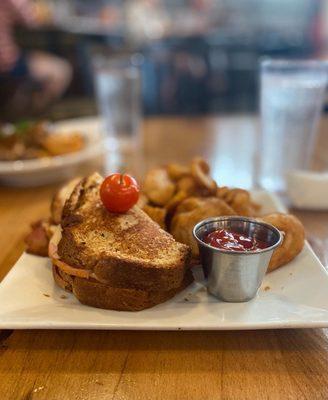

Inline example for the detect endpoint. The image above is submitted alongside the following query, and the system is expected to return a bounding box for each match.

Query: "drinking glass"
[257,59,327,192]
[94,55,142,176]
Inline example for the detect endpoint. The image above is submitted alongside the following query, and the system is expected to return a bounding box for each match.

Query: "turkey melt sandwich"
[46,173,192,311]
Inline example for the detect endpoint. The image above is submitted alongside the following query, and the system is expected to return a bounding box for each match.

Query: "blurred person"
[0,0,72,117]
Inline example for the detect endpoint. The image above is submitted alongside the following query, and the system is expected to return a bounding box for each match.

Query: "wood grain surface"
[0,116,328,400]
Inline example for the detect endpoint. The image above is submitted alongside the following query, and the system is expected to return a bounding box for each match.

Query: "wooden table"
[1,116,328,399]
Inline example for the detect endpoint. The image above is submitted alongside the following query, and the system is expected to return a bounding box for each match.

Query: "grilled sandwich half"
[49,173,192,311]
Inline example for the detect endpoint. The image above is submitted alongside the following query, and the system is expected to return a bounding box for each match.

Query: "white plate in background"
[0,117,105,186]
[0,191,327,330]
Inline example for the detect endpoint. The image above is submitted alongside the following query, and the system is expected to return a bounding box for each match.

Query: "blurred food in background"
[0,117,105,187]
[0,120,84,160]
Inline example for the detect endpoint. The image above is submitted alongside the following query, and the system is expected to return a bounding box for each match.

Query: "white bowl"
[286,170,328,210]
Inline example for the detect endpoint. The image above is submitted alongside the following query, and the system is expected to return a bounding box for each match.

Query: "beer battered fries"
[140,157,305,271]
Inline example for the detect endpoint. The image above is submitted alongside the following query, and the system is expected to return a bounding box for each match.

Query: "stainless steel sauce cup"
[193,216,282,302]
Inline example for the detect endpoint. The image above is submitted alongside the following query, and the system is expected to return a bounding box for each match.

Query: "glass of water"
[257,59,327,192]
[94,55,142,176]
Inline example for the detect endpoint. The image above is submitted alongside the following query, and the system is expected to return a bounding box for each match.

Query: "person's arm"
[8,0,38,27]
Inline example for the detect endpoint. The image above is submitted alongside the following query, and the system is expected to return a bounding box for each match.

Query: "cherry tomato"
[100,173,140,213]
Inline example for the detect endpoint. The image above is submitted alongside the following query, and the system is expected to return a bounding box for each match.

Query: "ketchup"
[203,229,269,252]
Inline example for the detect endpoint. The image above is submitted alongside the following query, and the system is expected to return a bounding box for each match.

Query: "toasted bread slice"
[25,178,81,257]
[58,173,191,291]
[53,265,193,311]
[51,177,81,224]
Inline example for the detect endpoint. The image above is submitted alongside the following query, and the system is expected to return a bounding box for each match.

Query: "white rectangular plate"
[1,191,328,330]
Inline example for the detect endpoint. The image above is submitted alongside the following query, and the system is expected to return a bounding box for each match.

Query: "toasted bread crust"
[51,177,81,224]
[52,265,193,311]
[52,264,74,292]
[58,173,191,291]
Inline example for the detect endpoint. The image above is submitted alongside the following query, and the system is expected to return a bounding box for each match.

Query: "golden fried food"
[176,176,198,195]
[140,157,265,260]
[165,190,189,215]
[190,157,217,195]
[167,163,190,181]
[0,121,85,161]
[176,175,213,198]
[41,132,84,156]
[143,204,167,229]
[139,158,306,274]
[260,213,305,272]
[170,197,236,257]
[143,168,176,206]
[174,196,213,214]
[136,193,149,209]
[217,186,260,217]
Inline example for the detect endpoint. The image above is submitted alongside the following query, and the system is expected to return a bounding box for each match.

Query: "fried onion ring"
[260,213,305,272]
[170,197,236,257]
[190,157,217,194]
[176,176,198,195]
[167,163,190,181]
[217,186,260,217]
[143,168,176,206]
[165,190,189,215]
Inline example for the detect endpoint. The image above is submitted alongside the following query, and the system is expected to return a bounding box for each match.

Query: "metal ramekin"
[193,216,282,302]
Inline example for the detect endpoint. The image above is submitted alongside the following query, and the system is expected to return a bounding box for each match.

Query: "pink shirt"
[0,0,36,72]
